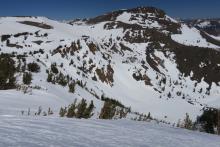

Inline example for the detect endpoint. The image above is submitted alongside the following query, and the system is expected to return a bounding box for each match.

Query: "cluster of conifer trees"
[59,99,95,119]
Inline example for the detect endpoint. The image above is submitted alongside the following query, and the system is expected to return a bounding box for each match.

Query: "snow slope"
[0,116,219,147]
[184,18,220,40]
[209,34,220,41]
[0,7,220,123]
[171,24,219,48]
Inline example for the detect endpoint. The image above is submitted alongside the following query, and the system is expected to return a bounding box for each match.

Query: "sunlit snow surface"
[0,116,220,147]
[171,24,219,48]
[0,16,220,123]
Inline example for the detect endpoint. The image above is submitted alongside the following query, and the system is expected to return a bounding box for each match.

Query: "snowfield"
[171,24,219,49]
[0,7,220,124]
[0,7,220,146]
[0,116,219,147]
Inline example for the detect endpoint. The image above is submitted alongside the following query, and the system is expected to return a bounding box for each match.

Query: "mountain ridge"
[0,7,220,123]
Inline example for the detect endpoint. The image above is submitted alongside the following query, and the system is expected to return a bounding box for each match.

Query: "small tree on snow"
[37,106,42,115]
[28,108,31,116]
[176,119,181,128]
[59,107,67,117]
[66,99,77,118]
[48,107,53,115]
[183,113,193,130]
[68,82,75,93]
[76,99,87,118]
[83,100,95,119]
[147,112,152,120]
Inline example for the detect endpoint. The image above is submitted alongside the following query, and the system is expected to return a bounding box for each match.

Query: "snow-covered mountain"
[184,18,220,41]
[0,7,220,123]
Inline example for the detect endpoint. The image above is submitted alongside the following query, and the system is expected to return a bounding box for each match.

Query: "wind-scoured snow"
[0,116,219,147]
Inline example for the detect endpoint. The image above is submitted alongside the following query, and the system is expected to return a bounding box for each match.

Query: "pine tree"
[176,119,181,127]
[68,82,75,93]
[57,72,68,86]
[197,108,217,134]
[51,63,58,74]
[183,113,193,130]
[83,100,95,119]
[37,106,42,115]
[23,72,32,85]
[119,108,125,119]
[47,72,53,83]
[27,62,40,73]
[99,101,116,119]
[76,99,87,118]
[59,107,67,117]
[48,107,53,115]
[217,109,220,135]
[66,99,77,118]
[0,54,16,90]
[147,112,152,119]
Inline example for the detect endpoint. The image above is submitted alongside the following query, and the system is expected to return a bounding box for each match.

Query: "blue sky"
[0,0,219,20]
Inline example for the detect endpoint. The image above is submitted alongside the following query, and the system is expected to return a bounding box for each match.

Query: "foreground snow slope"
[0,116,219,147]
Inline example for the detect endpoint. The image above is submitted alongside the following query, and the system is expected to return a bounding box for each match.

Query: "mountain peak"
[87,6,166,24]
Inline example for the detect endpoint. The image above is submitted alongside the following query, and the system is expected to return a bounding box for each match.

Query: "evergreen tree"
[76,99,87,118]
[37,106,42,115]
[27,62,40,73]
[66,99,77,118]
[183,113,193,130]
[48,107,53,115]
[147,112,152,119]
[47,72,53,83]
[23,72,32,85]
[0,54,16,90]
[51,63,58,74]
[198,108,218,134]
[218,109,220,135]
[99,101,116,119]
[68,82,75,93]
[59,107,67,117]
[176,119,181,127]
[57,72,68,86]
[83,100,95,118]
[119,108,125,119]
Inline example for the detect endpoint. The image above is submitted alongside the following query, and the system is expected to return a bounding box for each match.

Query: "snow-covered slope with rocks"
[0,116,220,147]
[171,24,219,48]
[184,18,220,41]
[0,7,220,123]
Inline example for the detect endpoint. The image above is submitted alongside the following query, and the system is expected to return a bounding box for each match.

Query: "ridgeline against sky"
[0,0,219,20]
